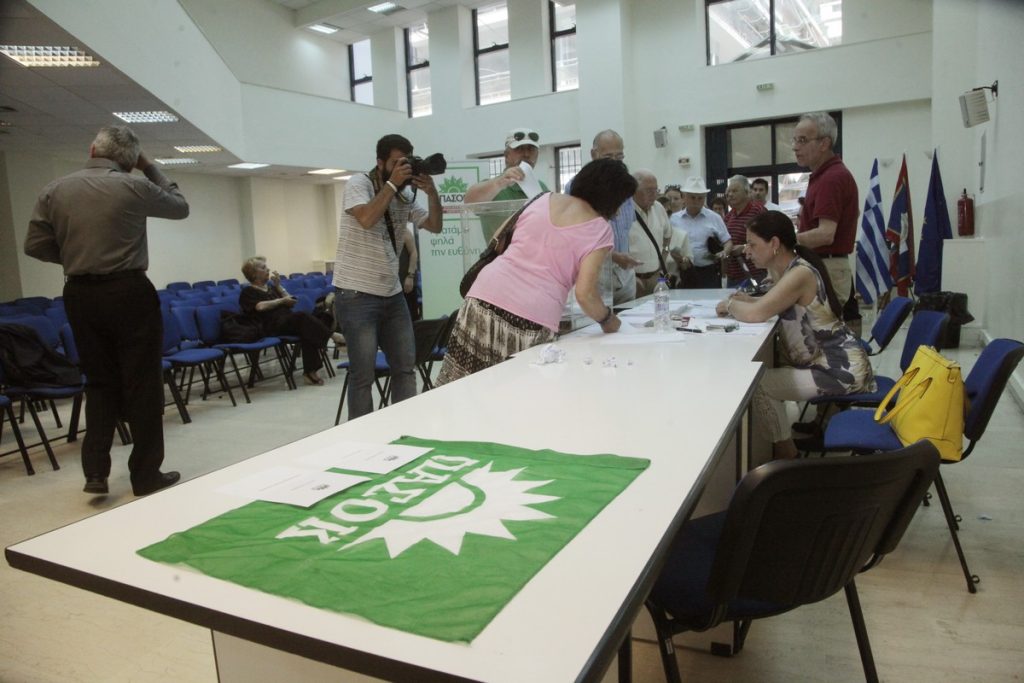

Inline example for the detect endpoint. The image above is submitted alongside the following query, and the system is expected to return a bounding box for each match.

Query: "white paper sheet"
[299,441,433,474]
[515,160,544,199]
[216,466,370,507]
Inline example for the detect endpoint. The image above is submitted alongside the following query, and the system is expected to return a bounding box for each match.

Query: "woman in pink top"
[436,159,637,384]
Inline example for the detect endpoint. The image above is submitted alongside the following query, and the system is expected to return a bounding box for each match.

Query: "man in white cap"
[669,176,733,289]
[465,127,549,242]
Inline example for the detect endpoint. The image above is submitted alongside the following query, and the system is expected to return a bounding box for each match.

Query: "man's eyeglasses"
[512,131,540,142]
[791,136,824,146]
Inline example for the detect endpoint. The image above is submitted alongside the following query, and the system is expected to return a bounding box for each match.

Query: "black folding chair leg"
[844,580,879,683]
[933,470,979,593]
[2,404,34,475]
[25,400,59,471]
[48,399,63,428]
[66,394,83,442]
[215,360,239,407]
[617,628,632,683]
[335,373,349,426]
[166,371,191,423]
[645,601,683,683]
[226,355,251,404]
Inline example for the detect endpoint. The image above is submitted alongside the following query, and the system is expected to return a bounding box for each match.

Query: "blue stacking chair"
[166,281,192,292]
[798,310,949,428]
[276,295,335,380]
[1,393,33,475]
[209,297,242,315]
[823,339,1024,594]
[334,351,391,425]
[860,296,914,356]
[643,442,939,683]
[161,308,236,407]
[195,305,294,402]
[217,278,240,288]
[192,280,216,291]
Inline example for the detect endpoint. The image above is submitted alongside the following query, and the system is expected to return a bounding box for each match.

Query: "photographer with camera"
[332,134,443,421]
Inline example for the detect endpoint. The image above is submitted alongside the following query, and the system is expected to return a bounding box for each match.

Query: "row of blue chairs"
[165,272,330,293]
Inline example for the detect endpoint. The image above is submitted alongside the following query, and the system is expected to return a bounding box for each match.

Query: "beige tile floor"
[1,331,1023,683]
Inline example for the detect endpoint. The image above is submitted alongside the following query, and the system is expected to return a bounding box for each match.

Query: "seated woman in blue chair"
[240,257,343,386]
[715,211,875,460]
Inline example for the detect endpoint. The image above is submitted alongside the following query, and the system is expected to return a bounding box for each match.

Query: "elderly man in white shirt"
[669,176,732,289]
[629,170,690,296]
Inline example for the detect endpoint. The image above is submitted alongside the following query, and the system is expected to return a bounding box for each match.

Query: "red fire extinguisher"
[958,189,975,237]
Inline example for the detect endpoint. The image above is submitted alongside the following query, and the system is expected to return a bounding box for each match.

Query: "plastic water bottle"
[653,277,671,332]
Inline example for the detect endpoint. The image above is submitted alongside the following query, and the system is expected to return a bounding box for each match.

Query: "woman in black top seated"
[239,257,343,386]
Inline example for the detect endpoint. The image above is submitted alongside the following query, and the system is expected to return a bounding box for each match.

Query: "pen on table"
[677,327,703,334]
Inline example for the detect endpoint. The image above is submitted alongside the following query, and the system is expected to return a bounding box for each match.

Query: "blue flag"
[855,160,894,304]
[886,155,915,296]
[916,150,953,294]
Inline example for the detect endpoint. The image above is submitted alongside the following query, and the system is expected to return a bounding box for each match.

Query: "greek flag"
[855,159,894,304]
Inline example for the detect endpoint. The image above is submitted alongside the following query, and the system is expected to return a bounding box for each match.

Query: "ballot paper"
[217,466,369,507]
[515,160,545,199]
[299,441,433,474]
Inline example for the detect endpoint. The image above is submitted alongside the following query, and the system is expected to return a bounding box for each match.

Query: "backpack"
[0,323,82,388]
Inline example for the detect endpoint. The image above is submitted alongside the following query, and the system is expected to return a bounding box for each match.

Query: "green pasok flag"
[138,436,649,642]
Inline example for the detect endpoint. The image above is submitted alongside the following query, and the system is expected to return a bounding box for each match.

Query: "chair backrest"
[899,310,949,372]
[166,281,192,292]
[412,317,450,365]
[293,293,315,314]
[6,315,63,354]
[60,323,80,365]
[194,305,223,345]
[44,306,68,328]
[434,309,459,353]
[171,306,201,344]
[869,296,913,352]
[192,280,216,291]
[160,308,183,354]
[707,442,939,609]
[962,338,1024,446]
[210,297,242,314]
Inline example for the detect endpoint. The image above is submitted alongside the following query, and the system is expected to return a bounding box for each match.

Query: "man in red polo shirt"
[793,112,859,319]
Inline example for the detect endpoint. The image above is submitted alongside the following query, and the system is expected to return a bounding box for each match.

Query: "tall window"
[405,22,431,117]
[705,113,843,220]
[556,145,582,192]
[706,0,842,65]
[550,2,577,92]
[473,2,510,105]
[485,156,505,179]
[349,39,373,105]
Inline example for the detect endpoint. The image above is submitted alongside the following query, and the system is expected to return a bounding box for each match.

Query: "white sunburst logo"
[340,462,559,558]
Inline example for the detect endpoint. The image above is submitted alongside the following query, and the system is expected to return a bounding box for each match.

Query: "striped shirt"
[332,173,428,297]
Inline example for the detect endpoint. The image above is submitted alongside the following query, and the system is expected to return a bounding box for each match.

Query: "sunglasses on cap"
[512,131,539,143]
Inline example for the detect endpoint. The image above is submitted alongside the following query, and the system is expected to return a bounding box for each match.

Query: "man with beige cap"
[465,127,550,242]
[669,176,732,289]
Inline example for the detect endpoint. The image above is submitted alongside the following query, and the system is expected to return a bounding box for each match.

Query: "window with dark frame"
[555,145,582,192]
[405,22,431,118]
[473,2,510,106]
[549,2,577,92]
[705,0,843,66]
[349,39,373,105]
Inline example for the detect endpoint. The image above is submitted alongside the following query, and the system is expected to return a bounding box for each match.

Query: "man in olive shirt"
[25,125,189,496]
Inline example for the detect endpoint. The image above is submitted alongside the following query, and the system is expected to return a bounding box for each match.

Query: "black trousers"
[680,264,722,289]
[272,312,331,374]
[63,272,165,485]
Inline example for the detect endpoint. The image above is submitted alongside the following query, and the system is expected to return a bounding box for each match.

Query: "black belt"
[692,263,718,270]
[637,270,661,279]
[819,254,850,259]
[66,269,145,283]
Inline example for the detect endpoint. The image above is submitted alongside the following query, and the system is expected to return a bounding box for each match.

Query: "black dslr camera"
[405,153,447,177]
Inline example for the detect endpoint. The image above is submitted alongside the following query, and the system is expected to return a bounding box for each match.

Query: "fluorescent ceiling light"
[308,168,345,175]
[174,145,221,153]
[308,23,340,34]
[155,158,199,166]
[368,2,401,15]
[229,162,269,169]
[333,175,354,180]
[113,110,179,123]
[0,45,100,67]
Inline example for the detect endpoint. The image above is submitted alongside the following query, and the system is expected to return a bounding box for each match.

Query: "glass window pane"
[477,48,510,105]
[778,171,810,221]
[407,22,429,65]
[708,0,770,65]
[553,34,577,92]
[728,124,771,167]
[775,0,842,54]
[488,157,505,178]
[409,67,431,118]
[476,2,509,47]
[774,121,799,165]
[351,39,372,79]
[552,2,576,32]
[558,146,582,192]
[353,81,373,106]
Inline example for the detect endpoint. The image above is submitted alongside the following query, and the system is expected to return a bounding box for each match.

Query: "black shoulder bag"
[634,209,671,280]
[459,192,546,298]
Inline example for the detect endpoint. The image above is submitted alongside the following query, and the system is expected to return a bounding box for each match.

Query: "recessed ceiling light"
[0,45,100,67]
[155,158,199,166]
[229,162,269,170]
[308,23,340,34]
[333,175,354,180]
[367,2,402,16]
[173,145,222,153]
[113,110,179,123]
[308,168,345,175]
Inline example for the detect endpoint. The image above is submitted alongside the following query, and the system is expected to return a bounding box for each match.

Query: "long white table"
[6,291,770,683]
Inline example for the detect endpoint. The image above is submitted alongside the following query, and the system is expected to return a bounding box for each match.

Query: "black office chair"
[644,442,940,683]
[412,316,451,391]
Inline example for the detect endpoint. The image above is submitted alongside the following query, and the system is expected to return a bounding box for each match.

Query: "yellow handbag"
[874,346,966,462]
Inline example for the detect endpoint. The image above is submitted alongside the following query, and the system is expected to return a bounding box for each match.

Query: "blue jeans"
[334,288,416,420]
